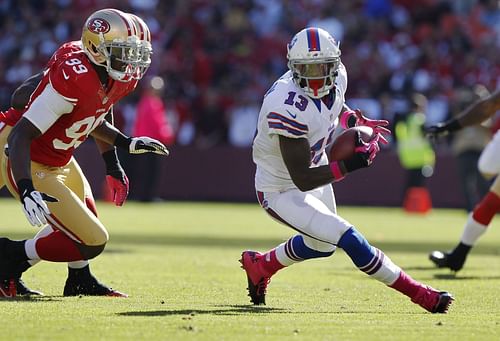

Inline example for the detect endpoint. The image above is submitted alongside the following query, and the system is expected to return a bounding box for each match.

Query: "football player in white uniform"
[241,27,453,313]
[427,88,500,271]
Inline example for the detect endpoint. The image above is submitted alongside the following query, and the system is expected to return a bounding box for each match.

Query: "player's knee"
[84,228,109,246]
[77,243,106,260]
[302,235,336,254]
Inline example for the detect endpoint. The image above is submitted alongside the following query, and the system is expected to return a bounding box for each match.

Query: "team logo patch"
[262,199,269,209]
[87,18,110,34]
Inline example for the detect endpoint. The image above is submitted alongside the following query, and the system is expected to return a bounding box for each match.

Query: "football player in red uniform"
[427,88,500,272]
[0,9,167,297]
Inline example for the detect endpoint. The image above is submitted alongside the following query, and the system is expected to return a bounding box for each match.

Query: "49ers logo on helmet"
[87,18,110,34]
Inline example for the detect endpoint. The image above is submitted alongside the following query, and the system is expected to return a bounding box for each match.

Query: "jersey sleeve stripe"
[267,112,308,131]
[268,122,307,136]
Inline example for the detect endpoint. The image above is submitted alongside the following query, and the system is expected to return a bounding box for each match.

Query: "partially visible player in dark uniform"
[427,88,500,272]
[0,9,167,298]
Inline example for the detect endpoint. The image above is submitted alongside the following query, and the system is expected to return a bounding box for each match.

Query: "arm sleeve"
[23,83,74,134]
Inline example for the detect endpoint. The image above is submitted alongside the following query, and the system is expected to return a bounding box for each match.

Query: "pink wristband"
[340,111,355,129]
[329,161,345,182]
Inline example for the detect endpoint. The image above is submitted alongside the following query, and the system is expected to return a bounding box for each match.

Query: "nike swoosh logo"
[286,110,297,119]
[62,70,69,80]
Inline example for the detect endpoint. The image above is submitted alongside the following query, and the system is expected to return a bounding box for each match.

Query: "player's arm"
[93,108,129,207]
[280,132,383,191]
[279,136,334,192]
[11,72,44,110]
[91,120,169,155]
[426,88,500,136]
[7,82,70,226]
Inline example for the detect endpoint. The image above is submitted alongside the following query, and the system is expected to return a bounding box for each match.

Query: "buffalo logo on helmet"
[87,18,111,34]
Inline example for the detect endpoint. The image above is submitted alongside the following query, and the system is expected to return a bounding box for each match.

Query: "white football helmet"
[81,8,144,82]
[127,13,152,79]
[287,27,341,99]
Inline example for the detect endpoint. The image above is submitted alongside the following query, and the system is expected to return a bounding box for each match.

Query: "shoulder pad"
[49,53,100,103]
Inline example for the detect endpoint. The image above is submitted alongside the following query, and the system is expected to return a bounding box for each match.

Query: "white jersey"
[253,63,348,192]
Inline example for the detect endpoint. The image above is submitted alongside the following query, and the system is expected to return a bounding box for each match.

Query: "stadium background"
[0,0,498,207]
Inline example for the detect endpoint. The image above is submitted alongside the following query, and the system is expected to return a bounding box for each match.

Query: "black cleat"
[429,250,466,272]
[432,292,454,314]
[16,278,43,296]
[63,275,127,297]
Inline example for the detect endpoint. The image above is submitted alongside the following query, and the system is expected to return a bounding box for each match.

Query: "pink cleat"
[240,251,270,305]
[411,285,454,313]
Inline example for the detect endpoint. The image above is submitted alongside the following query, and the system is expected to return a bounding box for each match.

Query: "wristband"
[329,161,346,182]
[114,133,132,150]
[16,178,34,197]
[101,149,121,173]
[445,119,462,132]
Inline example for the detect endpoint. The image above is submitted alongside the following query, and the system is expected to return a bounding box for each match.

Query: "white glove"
[18,180,58,227]
[129,137,169,155]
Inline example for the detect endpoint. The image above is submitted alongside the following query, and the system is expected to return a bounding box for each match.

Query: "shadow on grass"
[0,296,63,302]
[117,305,429,317]
[432,273,500,280]
[5,232,500,256]
[117,304,288,317]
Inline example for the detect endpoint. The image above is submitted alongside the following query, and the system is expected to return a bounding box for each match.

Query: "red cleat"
[240,251,270,305]
[412,285,454,313]
[0,279,17,298]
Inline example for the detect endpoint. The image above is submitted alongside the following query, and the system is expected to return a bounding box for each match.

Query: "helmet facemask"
[286,27,342,99]
[288,58,340,99]
[95,35,144,82]
[134,41,152,80]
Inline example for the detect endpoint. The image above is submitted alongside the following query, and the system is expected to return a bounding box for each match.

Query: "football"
[329,126,374,161]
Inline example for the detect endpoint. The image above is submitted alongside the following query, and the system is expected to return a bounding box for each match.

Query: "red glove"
[340,109,390,143]
[106,173,129,207]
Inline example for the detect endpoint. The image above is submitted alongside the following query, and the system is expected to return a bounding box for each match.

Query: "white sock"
[68,260,89,269]
[460,213,487,246]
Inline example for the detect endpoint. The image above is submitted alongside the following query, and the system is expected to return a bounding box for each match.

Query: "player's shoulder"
[262,73,311,137]
[264,73,313,121]
[48,49,100,101]
[263,71,295,101]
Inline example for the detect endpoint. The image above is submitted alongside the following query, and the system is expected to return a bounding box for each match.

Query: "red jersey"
[23,41,138,166]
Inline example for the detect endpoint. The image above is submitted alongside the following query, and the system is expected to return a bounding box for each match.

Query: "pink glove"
[106,174,129,206]
[354,133,382,165]
[340,109,391,143]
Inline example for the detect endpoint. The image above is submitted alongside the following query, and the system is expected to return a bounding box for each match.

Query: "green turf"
[0,198,499,340]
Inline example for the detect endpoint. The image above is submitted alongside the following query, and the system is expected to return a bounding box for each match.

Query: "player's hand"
[424,123,449,138]
[106,171,129,207]
[343,132,382,172]
[348,109,391,140]
[17,179,58,227]
[129,137,169,155]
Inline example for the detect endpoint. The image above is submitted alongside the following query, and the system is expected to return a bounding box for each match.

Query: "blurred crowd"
[0,0,499,148]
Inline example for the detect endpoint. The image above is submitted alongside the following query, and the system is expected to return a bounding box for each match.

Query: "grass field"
[0,198,499,341]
